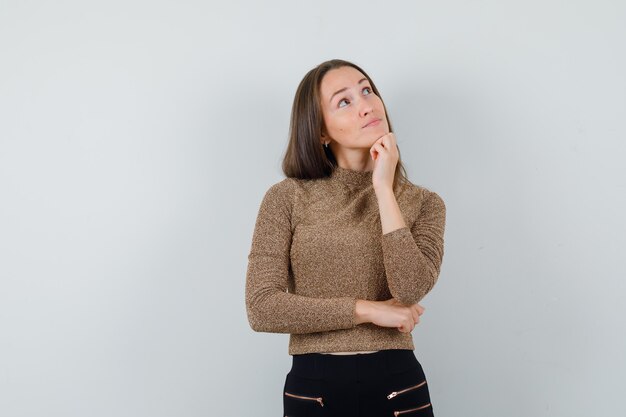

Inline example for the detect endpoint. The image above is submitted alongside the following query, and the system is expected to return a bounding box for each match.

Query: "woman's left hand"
[369,132,399,192]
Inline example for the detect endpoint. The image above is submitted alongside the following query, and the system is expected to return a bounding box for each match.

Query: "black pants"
[283,349,435,417]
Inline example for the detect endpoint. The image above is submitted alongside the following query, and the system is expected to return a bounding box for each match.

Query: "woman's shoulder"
[264,175,326,194]
[257,177,302,208]
[261,177,295,198]
[400,180,446,210]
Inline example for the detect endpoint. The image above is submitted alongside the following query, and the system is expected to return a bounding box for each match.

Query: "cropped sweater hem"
[288,329,416,355]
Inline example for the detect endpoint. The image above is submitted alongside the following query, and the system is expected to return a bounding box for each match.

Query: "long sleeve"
[380,189,446,305]
[245,179,358,334]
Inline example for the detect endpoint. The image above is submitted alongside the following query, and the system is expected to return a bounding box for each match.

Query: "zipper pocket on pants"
[387,380,427,399]
[284,391,324,407]
[387,380,431,416]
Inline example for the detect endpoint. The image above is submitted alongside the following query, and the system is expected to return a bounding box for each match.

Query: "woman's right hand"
[355,298,425,332]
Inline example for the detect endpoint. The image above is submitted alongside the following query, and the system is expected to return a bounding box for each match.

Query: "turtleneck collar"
[330,165,374,187]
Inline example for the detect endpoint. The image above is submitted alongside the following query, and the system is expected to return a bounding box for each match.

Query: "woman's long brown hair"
[282,59,410,192]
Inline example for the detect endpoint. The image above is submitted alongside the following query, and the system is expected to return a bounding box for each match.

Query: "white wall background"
[1,1,624,416]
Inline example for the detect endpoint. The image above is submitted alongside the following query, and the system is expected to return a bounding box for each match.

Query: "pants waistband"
[289,349,419,382]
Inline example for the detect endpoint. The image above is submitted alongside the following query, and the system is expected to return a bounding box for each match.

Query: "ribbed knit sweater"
[245,166,446,355]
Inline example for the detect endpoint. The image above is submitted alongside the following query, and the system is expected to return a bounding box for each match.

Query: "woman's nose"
[359,100,373,117]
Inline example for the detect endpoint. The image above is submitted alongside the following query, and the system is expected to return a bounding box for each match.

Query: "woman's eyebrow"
[329,78,368,103]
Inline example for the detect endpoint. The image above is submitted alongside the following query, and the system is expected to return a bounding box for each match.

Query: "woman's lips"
[363,118,381,128]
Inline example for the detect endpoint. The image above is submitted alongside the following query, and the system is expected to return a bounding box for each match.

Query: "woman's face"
[319,66,389,149]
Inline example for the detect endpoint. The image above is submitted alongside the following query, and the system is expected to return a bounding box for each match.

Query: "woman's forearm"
[375,187,407,234]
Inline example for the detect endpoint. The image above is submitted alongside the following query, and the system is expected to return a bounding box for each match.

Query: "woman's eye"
[338,87,372,108]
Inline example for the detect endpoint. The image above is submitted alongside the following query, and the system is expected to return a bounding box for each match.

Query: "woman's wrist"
[355,299,373,325]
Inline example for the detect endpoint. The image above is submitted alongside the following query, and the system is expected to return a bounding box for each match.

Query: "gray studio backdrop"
[1,1,624,416]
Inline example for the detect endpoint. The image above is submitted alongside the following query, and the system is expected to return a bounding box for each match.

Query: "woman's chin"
[367,129,389,143]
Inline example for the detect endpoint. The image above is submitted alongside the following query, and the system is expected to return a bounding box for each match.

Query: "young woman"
[245,59,446,416]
